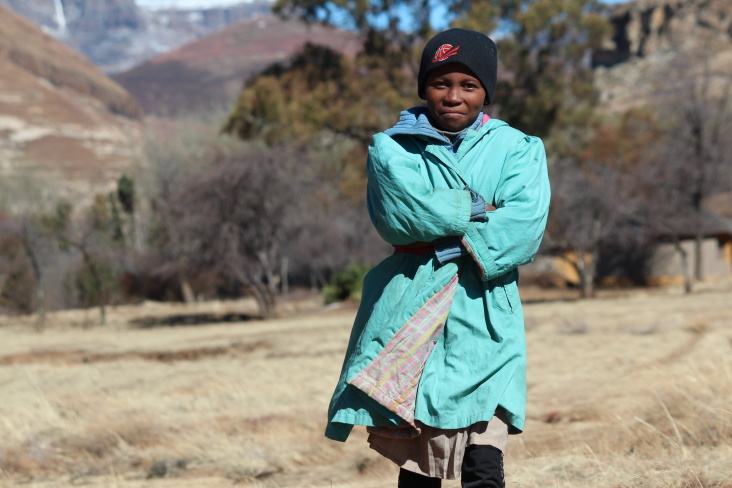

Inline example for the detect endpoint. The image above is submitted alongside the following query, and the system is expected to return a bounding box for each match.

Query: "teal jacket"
[325,107,550,442]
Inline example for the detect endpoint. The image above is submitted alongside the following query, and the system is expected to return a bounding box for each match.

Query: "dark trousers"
[397,445,504,488]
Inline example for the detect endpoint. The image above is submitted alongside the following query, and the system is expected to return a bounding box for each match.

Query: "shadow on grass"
[129,312,255,328]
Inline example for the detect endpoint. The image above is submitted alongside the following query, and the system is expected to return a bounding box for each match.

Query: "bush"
[322,262,370,304]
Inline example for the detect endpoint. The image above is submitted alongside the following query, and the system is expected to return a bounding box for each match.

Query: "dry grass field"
[0,280,731,488]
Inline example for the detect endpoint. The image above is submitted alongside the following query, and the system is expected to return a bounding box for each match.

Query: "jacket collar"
[384,106,484,145]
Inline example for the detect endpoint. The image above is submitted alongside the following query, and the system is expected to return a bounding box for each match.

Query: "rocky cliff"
[0,5,144,209]
[594,0,732,110]
[596,0,732,65]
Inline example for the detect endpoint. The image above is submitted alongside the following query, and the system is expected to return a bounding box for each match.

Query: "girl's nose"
[445,87,461,103]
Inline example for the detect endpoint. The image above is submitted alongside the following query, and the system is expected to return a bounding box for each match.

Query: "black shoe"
[461,445,505,488]
[398,468,441,488]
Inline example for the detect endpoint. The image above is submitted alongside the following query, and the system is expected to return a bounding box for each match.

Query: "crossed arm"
[366,132,550,281]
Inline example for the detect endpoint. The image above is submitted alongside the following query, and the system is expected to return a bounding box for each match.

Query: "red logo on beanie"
[432,44,460,62]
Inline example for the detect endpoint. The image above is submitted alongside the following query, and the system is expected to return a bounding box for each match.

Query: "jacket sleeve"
[366,133,473,246]
[461,135,550,281]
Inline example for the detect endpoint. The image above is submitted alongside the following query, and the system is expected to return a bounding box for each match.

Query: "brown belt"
[393,241,434,255]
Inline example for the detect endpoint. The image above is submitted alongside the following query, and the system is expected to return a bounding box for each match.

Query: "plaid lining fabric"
[348,274,460,438]
[460,237,487,280]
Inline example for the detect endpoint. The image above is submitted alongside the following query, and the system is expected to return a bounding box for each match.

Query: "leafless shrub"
[158,144,313,317]
[546,156,644,298]
[146,458,188,479]
[139,119,386,314]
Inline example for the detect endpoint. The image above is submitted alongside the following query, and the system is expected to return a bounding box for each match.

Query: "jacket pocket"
[490,272,515,314]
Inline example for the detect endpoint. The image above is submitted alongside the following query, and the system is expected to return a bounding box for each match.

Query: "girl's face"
[425,63,486,132]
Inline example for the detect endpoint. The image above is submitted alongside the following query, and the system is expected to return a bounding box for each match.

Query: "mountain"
[112,15,362,117]
[0,5,144,208]
[0,0,271,74]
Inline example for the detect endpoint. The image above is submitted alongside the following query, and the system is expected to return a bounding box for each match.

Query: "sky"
[137,0,262,8]
[137,0,628,8]
[135,0,246,5]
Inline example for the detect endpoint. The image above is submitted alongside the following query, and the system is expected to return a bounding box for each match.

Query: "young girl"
[325,28,550,487]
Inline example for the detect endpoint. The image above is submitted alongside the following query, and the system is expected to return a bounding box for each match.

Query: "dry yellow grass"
[0,281,731,488]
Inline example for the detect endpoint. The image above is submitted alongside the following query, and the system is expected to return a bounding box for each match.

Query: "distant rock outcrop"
[113,15,362,117]
[595,0,732,66]
[594,0,732,110]
[0,0,271,73]
[0,5,144,209]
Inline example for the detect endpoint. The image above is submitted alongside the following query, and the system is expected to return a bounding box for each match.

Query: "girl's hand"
[486,204,497,211]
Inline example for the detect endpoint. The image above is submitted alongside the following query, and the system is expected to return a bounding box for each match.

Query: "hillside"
[0,5,144,209]
[112,15,361,116]
[0,0,271,73]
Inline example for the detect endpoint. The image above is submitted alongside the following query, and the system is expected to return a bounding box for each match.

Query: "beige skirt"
[367,413,509,480]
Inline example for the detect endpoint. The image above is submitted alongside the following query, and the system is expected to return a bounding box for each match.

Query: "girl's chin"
[436,118,471,131]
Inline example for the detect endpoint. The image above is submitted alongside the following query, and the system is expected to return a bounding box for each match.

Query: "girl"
[326,28,550,487]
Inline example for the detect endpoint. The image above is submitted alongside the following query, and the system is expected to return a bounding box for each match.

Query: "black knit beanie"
[418,28,498,105]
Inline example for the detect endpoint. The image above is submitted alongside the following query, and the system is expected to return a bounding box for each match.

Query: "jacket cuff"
[461,226,500,281]
[465,186,487,222]
[434,237,467,264]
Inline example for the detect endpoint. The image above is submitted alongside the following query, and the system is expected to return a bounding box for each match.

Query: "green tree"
[224,43,412,146]
[322,262,371,304]
[484,0,610,147]
[42,197,126,325]
[117,174,135,215]
[273,0,436,69]
[223,43,415,198]
[228,0,611,152]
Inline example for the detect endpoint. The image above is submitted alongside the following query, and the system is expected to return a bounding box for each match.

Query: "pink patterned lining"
[348,274,460,438]
[460,237,487,280]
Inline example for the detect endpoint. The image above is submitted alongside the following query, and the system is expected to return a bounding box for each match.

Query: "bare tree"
[0,212,71,329]
[140,116,245,303]
[167,145,313,318]
[281,192,387,292]
[548,76,731,296]
[650,46,732,282]
[138,117,386,309]
[547,158,634,297]
[20,219,47,330]
[0,218,36,318]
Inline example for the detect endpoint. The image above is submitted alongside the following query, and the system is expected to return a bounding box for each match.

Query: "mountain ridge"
[112,15,362,116]
[0,5,144,208]
[0,5,142,119]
